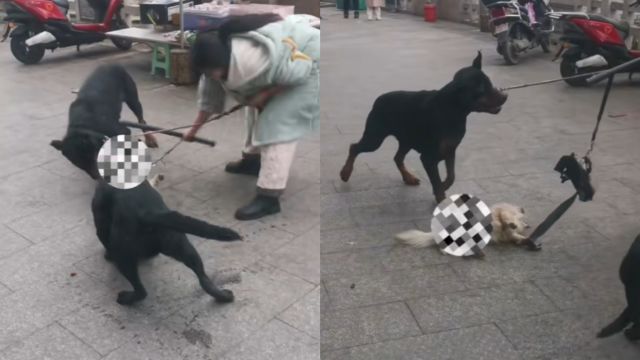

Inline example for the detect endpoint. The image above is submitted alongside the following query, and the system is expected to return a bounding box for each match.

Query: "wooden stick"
[120,121,216,147]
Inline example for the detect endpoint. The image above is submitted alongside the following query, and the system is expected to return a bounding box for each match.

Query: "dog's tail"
[394,230,436,248]
[147,211,241,241]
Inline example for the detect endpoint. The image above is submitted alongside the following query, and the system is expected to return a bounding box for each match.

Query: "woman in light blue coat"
[186,14,319,220]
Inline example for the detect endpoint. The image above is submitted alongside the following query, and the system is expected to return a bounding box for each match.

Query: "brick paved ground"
[0,40,319,359]
[320,8,640,359]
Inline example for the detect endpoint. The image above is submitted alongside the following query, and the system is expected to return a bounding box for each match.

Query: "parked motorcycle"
[1,0,131,64]
[482,0,554,65]
[550,3,640,86]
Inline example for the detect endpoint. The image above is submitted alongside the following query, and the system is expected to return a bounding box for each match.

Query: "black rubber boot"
[235,194,281,221]
[225,153,260,177]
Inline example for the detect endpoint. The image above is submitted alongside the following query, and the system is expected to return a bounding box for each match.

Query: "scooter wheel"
[111,37,132,51]
[10,33,45,65]
[502,41,519,65]
[560,57,589,87]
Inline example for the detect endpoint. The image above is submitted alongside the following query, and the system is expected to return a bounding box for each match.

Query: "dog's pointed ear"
[508,222,517,230]
[520,207,525,214]
[50,140,63,151]
[472,51,482,69]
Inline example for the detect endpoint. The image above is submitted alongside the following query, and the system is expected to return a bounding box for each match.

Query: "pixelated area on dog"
[97,135,153,189]
[431,194,493,256]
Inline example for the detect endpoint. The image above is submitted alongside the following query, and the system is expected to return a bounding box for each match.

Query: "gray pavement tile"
[320,221,419,254]
[0,323,101,360]
[496,310,598,359]
[277,286,320,340]
[323,264,466,310]
[6,197,92,244]
[0,283,10,300]
[0,226,31,261]
[0,272,109,351]
[0,224,100,291]
[263,226,320,285]
[407,282,556,334]
[321,301,422,351]
[324,324,520,360]
[532,277,591,312]
[221,319,319,360]
[155,262,315,359]
[349,201,434,227]
[267,187,320,237]
[320,205,358,231]
[321,244,456,282]
[102,327,185,360]
[59,299,164,357]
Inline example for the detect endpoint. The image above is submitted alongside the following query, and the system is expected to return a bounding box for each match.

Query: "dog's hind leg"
[160,234,234,303]
[340,133,386,182]
[421,154,446,203]
[624,285,640,340]
[114,257,147,305]
[394,145,420,186]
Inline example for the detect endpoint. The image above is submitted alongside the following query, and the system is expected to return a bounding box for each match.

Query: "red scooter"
[1,0,131,64]
[550,3,640,86]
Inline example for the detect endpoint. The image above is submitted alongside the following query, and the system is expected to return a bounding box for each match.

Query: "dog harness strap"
[527,192,578,248]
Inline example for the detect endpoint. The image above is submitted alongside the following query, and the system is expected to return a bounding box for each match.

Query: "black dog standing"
[92,179,241,305]
[50,64,158,179]
[340,52,508,203]
[598,234,640,341]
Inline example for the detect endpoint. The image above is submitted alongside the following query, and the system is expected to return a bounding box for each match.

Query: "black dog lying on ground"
[92,177,241,305]
[597,234,640,341]
[51,64,158,179]
[339,52,508,203]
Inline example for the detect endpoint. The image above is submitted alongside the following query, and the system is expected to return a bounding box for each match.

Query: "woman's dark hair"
[191,13,282,74]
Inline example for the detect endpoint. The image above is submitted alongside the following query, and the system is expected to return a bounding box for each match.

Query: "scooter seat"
[53,0,69,9]
[589,14,630,35]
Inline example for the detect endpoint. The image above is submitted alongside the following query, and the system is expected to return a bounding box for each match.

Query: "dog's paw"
[624,326,640,341]
[116,291,146,305]
[339,166,352,182]
[435,193,446,204]
[216,227,242,241]
[215,289,235,303]
[403,174,420,186]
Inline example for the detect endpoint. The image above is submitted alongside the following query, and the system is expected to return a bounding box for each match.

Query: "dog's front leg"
[421,154,445,203]
[442,153,456,191]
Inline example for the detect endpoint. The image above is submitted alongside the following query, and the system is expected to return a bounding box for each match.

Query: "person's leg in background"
[375,6,382,20]
[235,141,298,220]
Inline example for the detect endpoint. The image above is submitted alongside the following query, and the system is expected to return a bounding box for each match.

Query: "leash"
[525,74,613,250]
[142,104,244,164]
[499,69,605,91]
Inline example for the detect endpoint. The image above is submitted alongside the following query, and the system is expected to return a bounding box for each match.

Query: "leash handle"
[139,104,245,137]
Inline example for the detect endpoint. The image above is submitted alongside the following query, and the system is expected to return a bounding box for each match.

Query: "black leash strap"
[526,193,578,250]
[120,121,217,147]
[525,74,614,250]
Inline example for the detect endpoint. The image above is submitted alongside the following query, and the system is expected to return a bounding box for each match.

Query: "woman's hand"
[248,86,287,110]
[183,111,211,142]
